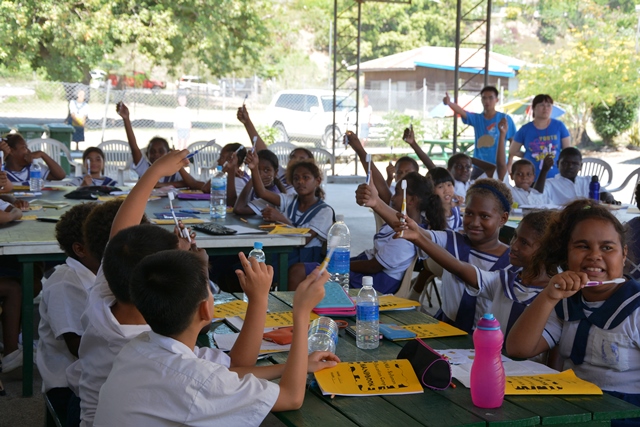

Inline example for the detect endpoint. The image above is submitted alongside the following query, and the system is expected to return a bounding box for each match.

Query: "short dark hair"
[222,143,247,165]
[5,133,26,150]
[427,167,455,186]
[55,202,98,259]
[511,159,535,175]
[519,210,554,240]
[82,147,106,174]
[103,224,179,303]
[532,94,554,110]
[558,146,582,162]
[289,147,314,161]
[258,149,286,193]
[635,182,640,209]
[147,137,171,154]
[83,200,149,262]
[130,250,209,336]
[395,156,420,172]
[401,172,446,231]
[480,86,499,97]
[447,153,471,170]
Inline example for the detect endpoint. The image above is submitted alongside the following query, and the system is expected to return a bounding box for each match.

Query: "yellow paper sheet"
[402,322,468,339]
[152,218,205,225]
[378,296,420,311]
[213,300,249,319]
[12,185,30,191]
[505,369,602,395]
[314,359,424,396]
[97,195,127,202]
[239,311,318,328]
[268,226,310,235]
[18,215,38,221]
[27,205,43,211]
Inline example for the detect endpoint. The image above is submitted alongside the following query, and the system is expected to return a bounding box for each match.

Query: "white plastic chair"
[608,166,640,205]
[187,140,222,181]
[268,142,297,168]
[27,138,73,175]
[97,140,134,181]
[310,147,335,177]
[579,157,613,188]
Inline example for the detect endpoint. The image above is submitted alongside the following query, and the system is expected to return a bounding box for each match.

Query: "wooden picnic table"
[422,139,475,162]
[215,291,640,426]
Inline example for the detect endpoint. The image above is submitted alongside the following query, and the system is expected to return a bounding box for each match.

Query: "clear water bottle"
[470,313,505,409]
[30,160,43,192]
[244,242,266,302]
[210,166,227,219]
[356,276,379,349]
[327,214,350,292]
[589,175,600,202]
[308,317,338,353]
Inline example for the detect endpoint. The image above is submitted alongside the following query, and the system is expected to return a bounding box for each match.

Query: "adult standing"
[508,94,571,180]
[67,89,89,151]
[443,86,516,175]
[359,94,373,145]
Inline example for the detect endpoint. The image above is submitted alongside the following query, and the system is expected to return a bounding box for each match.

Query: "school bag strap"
[554,279,640,365]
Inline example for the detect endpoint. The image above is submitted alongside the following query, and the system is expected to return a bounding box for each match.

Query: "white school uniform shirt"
[70,267,150,427]
[544,175,590,206]
[453,173,487,200]
[5,164,51,184]
[93,331,278,427]
[542,295,640,394]
[362,224,417,281]
[277,193,334,248]
[68,176,118,187]
[132,158,182,183]
[276,165,295,194]
[36,258,97,391]
[507,183,551,206]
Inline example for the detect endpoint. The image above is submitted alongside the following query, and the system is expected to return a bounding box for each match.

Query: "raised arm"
[472,156,496,179]
[32,151,66,180]
[354,181,399,227]
[233,180,256,215]
[533,155,553,194]
[443,92,468,121]
[116,102,143,165]
[403,127,436,170]
[245,150,280,206]
[237,105,266,152]
[496,117,508,181]
[507,141,524,175]
[346,132,392,204]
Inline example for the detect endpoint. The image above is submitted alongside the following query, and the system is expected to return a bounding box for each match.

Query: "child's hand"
[541,154,554,172]
[386,162,395,181]
[0,140,10,156]
[498,117,508,136]
[307,351,340,373]
[293,268,330,314]
[148,149,189,178]
[393,213,421,242]
[0,171,8,189]
[345,131,363,150]
[245,149,259,170]
[545,271,588,301]
[402,127,416,144]
[236,105,250,124]
[235,252,273,302]
[262,206,287,223]
[355,182,379,208]
[222,152,238,174]
[13,199,29,210]
[452,194,464,206]
[443,92,451,106]
[30,150,45,159]
[189,242,209,266]
[116,102,129,120]
[81,174,93,187]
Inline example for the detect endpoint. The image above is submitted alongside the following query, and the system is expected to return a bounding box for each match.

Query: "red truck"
[107,71,166,91]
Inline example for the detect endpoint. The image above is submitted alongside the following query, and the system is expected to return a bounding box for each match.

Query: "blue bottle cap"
[476,313,501,331]
[254,242,263,250]
[217,165,223,171]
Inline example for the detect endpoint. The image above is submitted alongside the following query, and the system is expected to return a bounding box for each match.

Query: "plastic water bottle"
[356,276,379,349]
[244,242,266,302]
[589,175,600,202]
[327,214,350,293]
[308,317,339,353]
[470,313,505,408]
[30,161,43,192]
[210,166,227,219]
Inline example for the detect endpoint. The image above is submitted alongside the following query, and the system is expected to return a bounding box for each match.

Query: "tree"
[516,2,640,145]
[0,0,270,83]
[592,97,640,146]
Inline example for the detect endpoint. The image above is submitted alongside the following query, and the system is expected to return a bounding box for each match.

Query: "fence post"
[388,78,391,112]
[101,81,112,143]
[222,82,226,133]
[423,78,427,120]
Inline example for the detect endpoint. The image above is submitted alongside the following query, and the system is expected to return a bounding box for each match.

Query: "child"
[397,210,553,337]
[69,147,118,187]
[506,200,640,424]
[234,149,286,215]
[37,202,99,422]
[116,102,188,187]
[357,178,513,333]
[200,143,250,207]
[3,133,66,184]
[448,152,496,201]
[427,167,462,230]
[93,251,338,426]
[535,147,615,205]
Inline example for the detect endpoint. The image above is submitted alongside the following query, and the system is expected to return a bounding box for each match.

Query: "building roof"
[349,46,525,78]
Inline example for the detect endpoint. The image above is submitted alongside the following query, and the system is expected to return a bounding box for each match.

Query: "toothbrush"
[86,159,91,175]
[318,236,341,275]
[365,153,371,185]
[251,135,257,153]
[400,179,407,237]
[243,94,248,106]
[222,145,245,168]
[168,191,191,242]
[0,151,4,171]
[186,139,216,159]
[554,277,625,289]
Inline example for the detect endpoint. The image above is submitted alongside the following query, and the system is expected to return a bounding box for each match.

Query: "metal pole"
[453,0,462,153]
[354,0,362,176]
[484,0,492,88]
[328,20,333,89]
[331,0,338,176]
[423,78,427,120]
[222,82,226,134]
[100,80,112,143]
[388,78,392,112]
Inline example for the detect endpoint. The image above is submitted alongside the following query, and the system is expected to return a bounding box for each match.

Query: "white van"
[265,90,357,148]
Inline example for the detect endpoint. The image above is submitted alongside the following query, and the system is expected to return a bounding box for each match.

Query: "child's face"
[512,164,535,191]
[85,152,104,175]
[509,222,541,268]
[450,158,472,183]
[558,154,581,181]
[11,140,32,167]
[147,141,169,164]
[292,165,320,197]
[289,149,311,163]
[395,161,418,183]
[463,194,507,245]
[568,218,626,294]
[258,159,275,188]
[390,182,406,211]
[434,181,455,207]
[217,148,238,167]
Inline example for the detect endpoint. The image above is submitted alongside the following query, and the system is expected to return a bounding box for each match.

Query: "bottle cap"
[336,214,344,222]
[362,276,373,287]
[253,242,263,250]
[476,313,501,331]
[591,175,599,182]
[217,165,223,171]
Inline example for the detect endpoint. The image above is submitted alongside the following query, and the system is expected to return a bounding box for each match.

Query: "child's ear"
[72,242,88,259]
[500,211,509,227]
[198,295,214,323]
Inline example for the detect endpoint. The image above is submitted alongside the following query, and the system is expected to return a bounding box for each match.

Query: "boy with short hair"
[94,250,337,426]
[534,147,614,205]
[448,152,496,199]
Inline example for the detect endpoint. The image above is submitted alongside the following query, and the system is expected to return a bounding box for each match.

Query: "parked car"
[177,75,221,96]
[107,71,166,91]
[265,90,357,148]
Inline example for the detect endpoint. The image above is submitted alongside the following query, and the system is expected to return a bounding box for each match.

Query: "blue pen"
[179,209,201,214]
[186,139,216,160]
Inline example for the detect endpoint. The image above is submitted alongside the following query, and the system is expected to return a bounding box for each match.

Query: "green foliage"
[591,97,640,146]
[258,125,278,146]
[505,7,521,21]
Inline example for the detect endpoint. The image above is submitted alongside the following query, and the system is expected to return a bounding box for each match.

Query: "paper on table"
[505,369,602,395]
[248,198,270,213]
[152,218,204,225]
[224,224,268,235]
[451,356,558,388]
[402,322,468,339]
[229,311,319,330]
[378,296,420,311]
[269,226,310,235]
[213,332,291,355]
[213,300,248,319]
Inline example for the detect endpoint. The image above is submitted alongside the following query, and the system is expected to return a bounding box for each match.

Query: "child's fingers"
[235,270,247,290]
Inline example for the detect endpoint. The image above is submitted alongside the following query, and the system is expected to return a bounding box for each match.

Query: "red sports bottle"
[470,313,505,408]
